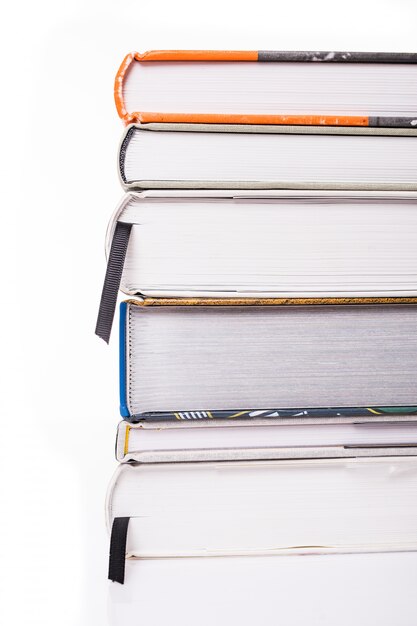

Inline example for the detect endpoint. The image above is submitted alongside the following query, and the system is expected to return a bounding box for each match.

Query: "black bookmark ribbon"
[95,222,132,343]
[108,517,130,584]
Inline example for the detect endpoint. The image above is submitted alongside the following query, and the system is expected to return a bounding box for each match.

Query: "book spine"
[114,53,135,122]
[118,126,135,184]
[115,422,131,461]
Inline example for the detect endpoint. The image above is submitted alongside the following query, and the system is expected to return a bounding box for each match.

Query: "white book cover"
[118,123,417,190]
[108,189,417,298]
[107,456,417,561]
[116,419,417,463]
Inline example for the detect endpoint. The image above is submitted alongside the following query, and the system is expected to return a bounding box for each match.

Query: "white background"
[1,1,417,624]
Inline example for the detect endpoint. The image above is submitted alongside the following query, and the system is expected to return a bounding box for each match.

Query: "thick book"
[108,189,417,297]
[96,189,417,341]
[115,50,417,127]
[119,299,417,421]
[107,456,417,581]
[97,190,417,340]
[119,123,417,190]
[109,552,417,625]
[116,419,417,463]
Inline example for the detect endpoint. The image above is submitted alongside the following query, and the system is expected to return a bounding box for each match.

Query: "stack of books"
[97,50,417,625]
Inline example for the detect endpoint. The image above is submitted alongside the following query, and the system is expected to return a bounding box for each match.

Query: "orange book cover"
[115,50,417,128]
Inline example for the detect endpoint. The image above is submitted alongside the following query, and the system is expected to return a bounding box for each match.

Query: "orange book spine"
[114,51,257,123]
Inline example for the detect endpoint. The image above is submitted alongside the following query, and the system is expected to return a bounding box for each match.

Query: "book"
[96,189,417,341]
[108,552,417,625]
[119,123,417,190]
[107,456,417,567]
[107,53,417,623]
[119,299,417,421]
[109,189,417,297]
[115,50,417,127]
[116,419,417,463]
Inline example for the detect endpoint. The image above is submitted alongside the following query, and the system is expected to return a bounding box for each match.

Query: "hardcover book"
[118,123,417,190]
[107,50,417,626]
[115,50,417,127]
[96,189,417,342]
[119,299,417,421]
[108,189,417,297]
[116,419,417,463]
[107,456,417,582]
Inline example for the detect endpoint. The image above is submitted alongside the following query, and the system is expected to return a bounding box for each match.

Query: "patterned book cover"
[125,407,417,423]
